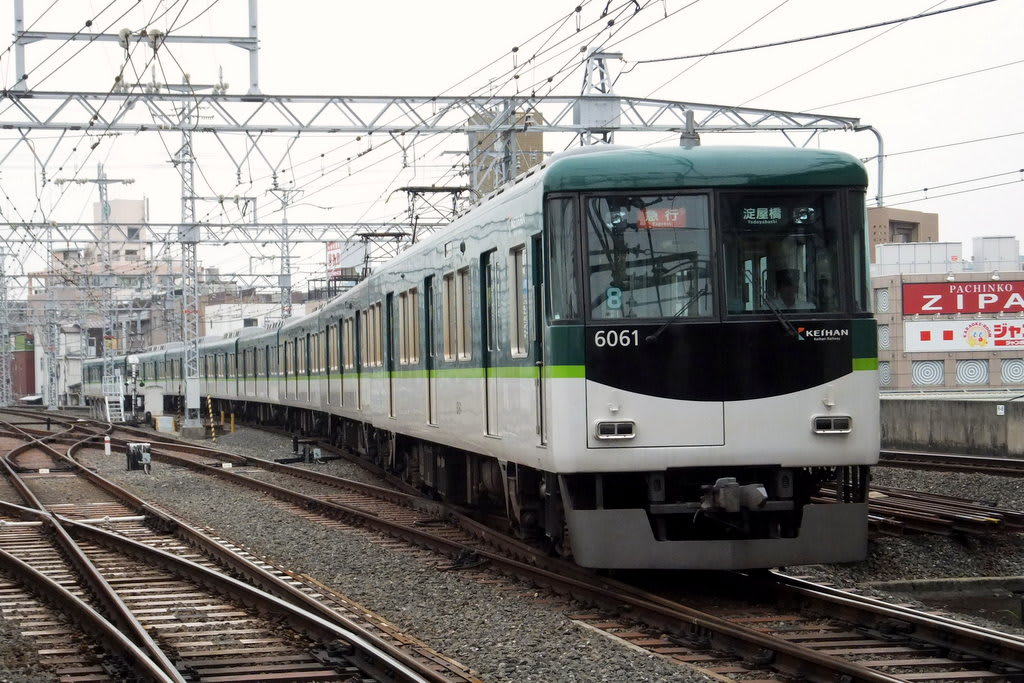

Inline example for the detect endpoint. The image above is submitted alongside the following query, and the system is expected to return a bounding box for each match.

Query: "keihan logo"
[798,327,849,342]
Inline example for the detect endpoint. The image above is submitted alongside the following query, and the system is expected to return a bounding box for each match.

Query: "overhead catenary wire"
[188,1,636,221]
[628,0,997,67]
[886,177,1023,207]
[738,0,956,108]
[184,0,659,229]
[881,168,1024,200]
[807,58,1024,112]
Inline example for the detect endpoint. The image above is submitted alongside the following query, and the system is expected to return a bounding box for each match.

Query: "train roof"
[541,145,868,192]
[310,144,868,311]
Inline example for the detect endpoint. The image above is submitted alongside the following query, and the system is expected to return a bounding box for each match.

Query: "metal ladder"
[102,374,125,423]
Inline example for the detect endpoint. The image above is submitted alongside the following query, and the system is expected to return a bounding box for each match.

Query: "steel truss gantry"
[0,222,448,244]
[0,90,860,137]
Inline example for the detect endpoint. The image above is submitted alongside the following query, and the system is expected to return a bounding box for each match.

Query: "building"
[868,206,939,262]
[873,236,1024,391]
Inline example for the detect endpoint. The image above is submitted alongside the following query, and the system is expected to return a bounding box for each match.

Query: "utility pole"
[0,251,12,408]
[579,50,622,145]
[54,164,134,420]
[269,181,294,320]
[176,86,204,437]
[45,218,58,411]
[44,299,58,410]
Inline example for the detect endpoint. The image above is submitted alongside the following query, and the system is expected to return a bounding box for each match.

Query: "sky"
[0,0,1020,297]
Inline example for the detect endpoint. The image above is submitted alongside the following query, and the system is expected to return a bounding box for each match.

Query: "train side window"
[398,292,408,365]
[377,302,385,366]
[442,273,456,361]
[510,245,528,357]
[319,332,326,372]
[398,289,420,365]
[369,307,376,366]
[343,319,354,369]
[313,333,321,373]
[483,252,498,353]
[364,311,372,368]
[545,196,581,322]
[408,288,419,363]
[366,308,374,366]
[327,325,336,373]
[457,267,471,361]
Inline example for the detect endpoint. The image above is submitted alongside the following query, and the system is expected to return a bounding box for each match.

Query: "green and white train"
[85,144,879,570]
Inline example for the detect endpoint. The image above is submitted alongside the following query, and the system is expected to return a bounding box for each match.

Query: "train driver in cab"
[771,269,815,310]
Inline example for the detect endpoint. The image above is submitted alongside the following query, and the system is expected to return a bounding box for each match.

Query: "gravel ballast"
[77,429,712,683]
[6,424,1024,681]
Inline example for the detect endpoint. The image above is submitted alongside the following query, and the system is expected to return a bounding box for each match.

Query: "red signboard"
[902,281,1024,315]
[326,241,342,279]
[638,207,687,229]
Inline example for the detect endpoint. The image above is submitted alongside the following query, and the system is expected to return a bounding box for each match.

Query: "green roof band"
[544,146,868,192]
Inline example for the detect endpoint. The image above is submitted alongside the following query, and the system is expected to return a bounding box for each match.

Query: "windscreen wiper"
[741,269,802,339]
[645,287,708,342]
[760,292,803,339]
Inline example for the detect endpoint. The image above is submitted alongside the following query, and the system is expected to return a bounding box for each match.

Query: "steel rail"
[880,450,1024,477]
[35,411,1024,680]
[95,417,1024,679]
[0,415,453,683]
[58,516,435,683]
[0,501,177,682]
[106,439,903,682]
[61,425,476,683]
[767,572,1024,672]
[0,434,189,681]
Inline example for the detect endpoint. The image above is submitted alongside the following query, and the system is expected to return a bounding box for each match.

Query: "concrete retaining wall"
[881,398,1024,457]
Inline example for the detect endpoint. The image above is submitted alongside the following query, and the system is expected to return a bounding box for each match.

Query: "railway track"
[46,413,1024,682]
[0,412,482,682]
[880,449,1024,477]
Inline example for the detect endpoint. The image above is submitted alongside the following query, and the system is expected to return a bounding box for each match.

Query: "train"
[85,144,879,570]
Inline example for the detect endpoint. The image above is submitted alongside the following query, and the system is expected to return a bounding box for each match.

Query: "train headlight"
[813,416,852,434]
[594,420,636,439]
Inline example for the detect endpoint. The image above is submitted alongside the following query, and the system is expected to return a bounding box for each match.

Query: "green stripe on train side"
[296,364,586,382]
[852,357,878,371]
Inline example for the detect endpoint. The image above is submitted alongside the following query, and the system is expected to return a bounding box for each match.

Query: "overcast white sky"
[0,0,1020,290]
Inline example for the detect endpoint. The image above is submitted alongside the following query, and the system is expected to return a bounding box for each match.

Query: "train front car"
[543,146,878,570]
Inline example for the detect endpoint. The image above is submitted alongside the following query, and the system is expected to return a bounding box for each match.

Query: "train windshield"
[720,191,844,315]
[586,194,712,320]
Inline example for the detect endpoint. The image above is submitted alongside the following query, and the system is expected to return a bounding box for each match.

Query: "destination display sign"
[638,207,687,229]
[902,281,1024,315]
[904,319,1024,352]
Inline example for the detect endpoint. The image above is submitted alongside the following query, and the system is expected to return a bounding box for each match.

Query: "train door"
[291,339,299,401]
[532,235,546,444]
[386,293,396,417]
[263,345,270,396]
[481,250,499,435]
[424,276,437,424]
[327,324,335,406]
[355,311,363,410]
[304,333,312,400]
[340,319,349,408]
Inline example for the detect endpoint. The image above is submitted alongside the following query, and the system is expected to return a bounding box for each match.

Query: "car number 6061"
[593,330,640,348]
